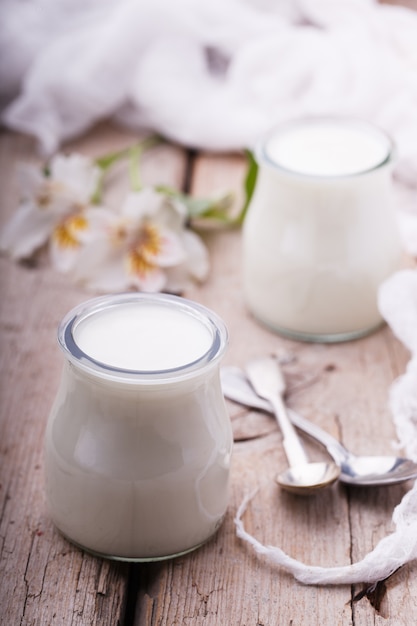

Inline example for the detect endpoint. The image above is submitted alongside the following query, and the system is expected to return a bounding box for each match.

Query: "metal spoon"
[221,365,417,486]
[245,357,341,495]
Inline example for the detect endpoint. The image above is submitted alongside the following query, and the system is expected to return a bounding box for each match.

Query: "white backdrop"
[1,0,417,159]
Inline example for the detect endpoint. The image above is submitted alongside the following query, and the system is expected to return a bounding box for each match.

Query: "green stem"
[128,135,163,192]
[91,134,163,203]
[91,173,106,205]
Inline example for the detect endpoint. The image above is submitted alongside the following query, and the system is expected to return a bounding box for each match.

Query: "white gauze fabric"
[2,0,417,161]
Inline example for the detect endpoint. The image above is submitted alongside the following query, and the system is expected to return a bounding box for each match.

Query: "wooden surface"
[1,119,417,625]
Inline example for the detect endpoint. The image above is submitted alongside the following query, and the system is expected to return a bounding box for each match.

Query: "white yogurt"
[74,302,213,371]
[265,118,391,177]
[45,294,232,560]
[243,118,403,341]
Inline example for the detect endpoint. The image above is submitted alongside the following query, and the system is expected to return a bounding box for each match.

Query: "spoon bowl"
[221,366,417,487]
[278,462,342,495]
[338,455,417,486]
[245,357,341,494]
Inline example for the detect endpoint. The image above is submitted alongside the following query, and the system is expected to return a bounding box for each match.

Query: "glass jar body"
[243,150,403,342]
[45,361,232,561]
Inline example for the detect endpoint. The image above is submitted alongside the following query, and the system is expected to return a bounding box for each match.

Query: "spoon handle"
[268,393,310,468]
[221,366,349,464]
[246,357,310,468]
[288,409,348,465]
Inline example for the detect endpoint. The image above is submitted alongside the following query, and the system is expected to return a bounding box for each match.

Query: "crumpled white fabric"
[235,483,417,585]
[2,0,417,160]
[234,270,417,586]
[379,270,417,462]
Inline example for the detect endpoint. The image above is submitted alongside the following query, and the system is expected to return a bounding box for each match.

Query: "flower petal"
[17,163,45,201]
[164,231,209,293]
[72,245,130,293]
[143,228,186,267]
[50,213,89,273]
[82,262,131,293]
[154,196,187,232]
[129,263,167,293]
[124,243,166,291]
[50,238,81,273]
[50,153,100,202]
[49,205,113,274]
[122,189,164,221]
[77,206,117,243]
[0,201,55,259]
[77,248,167,294]
[180,230,210,280]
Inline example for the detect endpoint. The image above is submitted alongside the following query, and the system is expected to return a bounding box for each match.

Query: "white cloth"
[3,0,417,586]
[2,0,417,160]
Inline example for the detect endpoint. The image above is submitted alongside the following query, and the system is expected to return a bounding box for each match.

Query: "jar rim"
[256,116,394,180]
[58,293,228,384]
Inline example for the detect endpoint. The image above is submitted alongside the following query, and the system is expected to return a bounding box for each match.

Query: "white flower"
[1,148,212,294]
[68,188,209,293]
[0,153,100,260]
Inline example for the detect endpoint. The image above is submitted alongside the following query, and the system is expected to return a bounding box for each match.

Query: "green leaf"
[92,147,131,204]
[95,148,129,171]
[184,194,234,220]
[91,134,162,203]
[156,185,235,224]
[236,149,258,225]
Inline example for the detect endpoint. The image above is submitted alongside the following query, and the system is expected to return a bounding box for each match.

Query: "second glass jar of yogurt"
[243,117,403,342]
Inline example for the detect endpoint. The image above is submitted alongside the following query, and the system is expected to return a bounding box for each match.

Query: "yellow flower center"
[136,223,161,257]
[126,250,156,277]
[53,214,88,249]
[126,223,162,277]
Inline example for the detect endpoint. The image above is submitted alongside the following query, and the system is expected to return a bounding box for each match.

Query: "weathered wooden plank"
[0,125,189,625]
[2,121,417,626]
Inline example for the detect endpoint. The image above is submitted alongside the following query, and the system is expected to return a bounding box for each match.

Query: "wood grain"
[2,101,417,625]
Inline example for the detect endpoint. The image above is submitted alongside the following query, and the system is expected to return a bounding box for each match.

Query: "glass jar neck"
[58,293,228,386]
[257,117,394,181]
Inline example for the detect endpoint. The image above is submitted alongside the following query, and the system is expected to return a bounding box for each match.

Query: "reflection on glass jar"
[45,293,232,561]
[243,117,403,342]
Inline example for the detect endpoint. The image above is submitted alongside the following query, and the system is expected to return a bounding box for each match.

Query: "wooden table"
[1,120,417,626]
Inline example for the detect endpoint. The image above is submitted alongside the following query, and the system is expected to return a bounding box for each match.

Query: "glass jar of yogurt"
[44,293,232,561]
[243,117,403,342]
